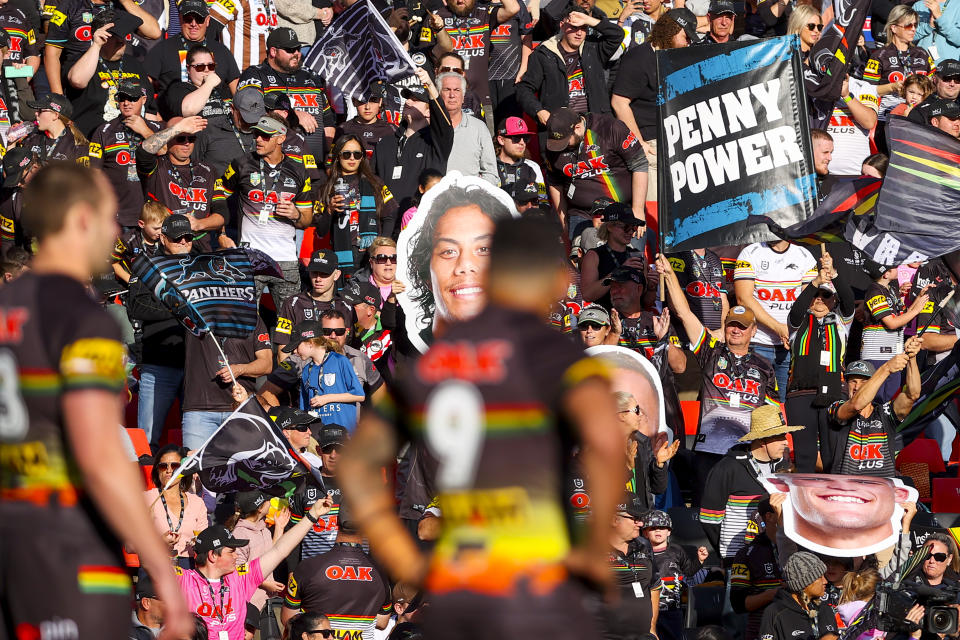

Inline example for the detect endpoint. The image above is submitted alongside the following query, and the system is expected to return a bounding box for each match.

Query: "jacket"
[515,18,622,117]
[630,431,669,510]
[759,589,842,640]
[914,0,960,65]
[126,263,186,369]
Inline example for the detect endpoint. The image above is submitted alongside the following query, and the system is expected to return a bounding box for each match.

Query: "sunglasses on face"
[340,150,364,160]
[437,65,465,76]
[504,134,528,144]
[189,62,217,72]
[943,75,960,83]
[373,253,397,264]
[117,93,141,103]
[620,405,644,416]
[806,23,824,31]
[173,134,197,144]
[929,551,950,562]
[321,327,347,336]
[156,462,178,471]
[618,513,643,523]
[169,234,195,243]
[578,321,605,331]
[182,13,205,24]
[284,424,311,432]
[254,131,277,140]
[322,444,343,454]
[307,631,334,638]
[898,22,918,29]
[816,290,835,299]
[280,46,300,54]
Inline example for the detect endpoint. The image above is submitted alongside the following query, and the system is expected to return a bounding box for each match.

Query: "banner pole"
[209,329,238,386]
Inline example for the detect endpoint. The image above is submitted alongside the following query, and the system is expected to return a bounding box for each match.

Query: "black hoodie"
[759,589,842,640]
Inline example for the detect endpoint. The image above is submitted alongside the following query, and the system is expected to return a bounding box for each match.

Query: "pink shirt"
[231,519,273,610]
[401,206,417,231]
[176,558,265,640]
[145,488,208,557]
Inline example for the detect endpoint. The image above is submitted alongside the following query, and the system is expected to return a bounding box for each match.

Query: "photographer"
[758,552,842,640]
[905,534,960,593]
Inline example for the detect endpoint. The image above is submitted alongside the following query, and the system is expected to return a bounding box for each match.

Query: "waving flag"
[131,248,280,339]
[163,398,316,497]
[303,0,418,101]
[897,341,960,434]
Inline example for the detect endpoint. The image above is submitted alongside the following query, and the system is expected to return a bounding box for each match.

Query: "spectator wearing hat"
[823,339,922,476]
[274,250,352,353]
[931,59,960,104]
[229,490,291,611]
[576,304,616,347]
[698,0,737,43]
[237,27,336,161]
[131,572,165,640]
[177,496,333,640]
[758,552,841,640]
[699,405,798,564]
[0,147,38,258]
[22,93,92,166]
[337,83,397,157]
[580,201,646,306]
[495,116,547,207]
[287,422,348,559]
[730,497,784,640]
[611,9,695,208]
[345,279,395,379]
[193,86,265,177]
[658,254,779,502]
[163,45,235,123]
[271,405,323,470]
[88,77,161,230]
[372,67,453,215]
[642,509,708,640]
[144,0,241,95]
[436,69,498,185]
[65,11,159,137]
[783,249,855,472]
[927,96,960,137]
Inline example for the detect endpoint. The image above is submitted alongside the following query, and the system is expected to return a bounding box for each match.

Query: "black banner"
[657,36,817,252]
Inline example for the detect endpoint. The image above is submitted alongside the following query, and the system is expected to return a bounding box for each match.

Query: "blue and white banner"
[657,37,817,252]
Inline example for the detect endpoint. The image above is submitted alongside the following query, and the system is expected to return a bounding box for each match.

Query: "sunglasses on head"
[156,462,178,471]
[929,551,950,562]
[578,321,605,331]
[373,253,397,264]
[189,62,217,72]
[437,65,465,76]
[339,150,364,160]
[173,134,197,144]
[307,631,334,638]
[321,327,347,336]
[181,12,205,24]
[806,22,824,31]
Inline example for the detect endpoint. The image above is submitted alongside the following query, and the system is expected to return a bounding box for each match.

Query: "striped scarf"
[789,312,845,406]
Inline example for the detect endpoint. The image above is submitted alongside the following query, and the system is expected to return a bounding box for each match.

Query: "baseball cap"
[270,405,319,430]
[263,91,292,112]
[863,259,892,280]
[708,0,736,14]
[817,280,837,296]
[725,305,756,327]
[161,213,193,239]
[2,147,34,188]
[319,423,348,450]
[590,197,615,218]
[601,201,643,226]
[252,115,287,137]
[497,116,532,137]
[643,509,673,529]
[666,7,698,42]
[577,304,610,326]
[235,490,268,514]
[135,573,157,600]
[307,250,338,274]
[928,96,960,119]
[939,59,960,78]
[356,81,386,103]
[267,27,300,50]
[845,360,877,379]
[545,107,581,152]
[281,320,322,353]
[28,93,73,120]
[342,280,382,308]
[107,10,143,39]
[512,183,539,204]
[401,84,429,102]
[116,78,144,100]
[178,0,209,17]
[602,265,645,286]
[194,525,249,554]
[233,86,266,124]
[616,492,645,520]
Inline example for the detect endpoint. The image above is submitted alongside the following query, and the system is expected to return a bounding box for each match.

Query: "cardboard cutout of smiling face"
[762,473,917,557]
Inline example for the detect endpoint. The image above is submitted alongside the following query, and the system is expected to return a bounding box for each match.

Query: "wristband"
[842,95,852,103]
[306,511,319,524]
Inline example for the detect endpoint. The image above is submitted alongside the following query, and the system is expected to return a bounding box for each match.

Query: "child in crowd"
[890,74,935,117]
[400,168,443,231]
[112,201,168,283]
[287,329,364,431]
[642,510,709,640]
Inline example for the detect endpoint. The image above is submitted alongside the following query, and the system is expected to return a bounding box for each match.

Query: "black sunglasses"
[321,444,343,454]
[816,289,835,299]
[181,13,205,24]
[168,234,195,243]
[173,134,197,144]
[578,321,605,331]
[254,131,278,140]
[321,327,347,336]
[929,551,950,562]
[504,134,528,144]
[340,150,364,160]
[372,254,397,264]
[806,23,824,31]
[189,62,217,72]
[307,631,334,638]
[117,93,141,102]
[943,75,960,83]
[280,46,300,54]
[284,424,311,432]
[156,462,178,471]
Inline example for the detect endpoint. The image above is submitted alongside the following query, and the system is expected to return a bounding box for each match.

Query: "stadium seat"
[934,512,960,528]
[123,546,140,570]
[680,400,700,436]
[932,478,960,513]
[668,506,710,550]
[899,462,931,502]
[140,465,155,490]
[125,428,152,459]
[684,583,725,628]
[898,437,946,474]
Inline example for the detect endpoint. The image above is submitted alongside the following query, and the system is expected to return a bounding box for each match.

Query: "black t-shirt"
[182,317,271,411]
[827,399,901,477]
[162,81,233,122]
[142,35,241,94]
[563,47,588,114]
[22,130,92,166]
[89,116,161,227]
[68,54,156,137]
[611,42,659,142]
[336,118,397,157]
[651,543,699,609]
[604,544,662,636]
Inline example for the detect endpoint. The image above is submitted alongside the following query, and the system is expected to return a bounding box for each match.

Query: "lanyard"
[233,127,253,155]
[200,575,229,622]
[167,160,196,194]
[160,490,185,532]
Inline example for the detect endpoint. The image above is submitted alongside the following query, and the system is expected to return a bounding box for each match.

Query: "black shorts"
[419,578,601,640]
[0,501,130,640]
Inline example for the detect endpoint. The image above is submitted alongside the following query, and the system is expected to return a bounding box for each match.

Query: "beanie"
[783,551,826,593]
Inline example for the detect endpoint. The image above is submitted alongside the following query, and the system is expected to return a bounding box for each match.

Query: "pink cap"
[497,116,531,137]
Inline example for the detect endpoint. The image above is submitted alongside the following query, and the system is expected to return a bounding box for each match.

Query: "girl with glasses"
[144,444,209,568]
[318,134,398,277]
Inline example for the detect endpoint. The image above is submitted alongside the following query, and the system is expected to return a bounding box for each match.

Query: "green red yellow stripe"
[77,565,131,595]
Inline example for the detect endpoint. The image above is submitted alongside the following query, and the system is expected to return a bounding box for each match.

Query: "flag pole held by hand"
[209,330,237,385]
[917,288,956,339]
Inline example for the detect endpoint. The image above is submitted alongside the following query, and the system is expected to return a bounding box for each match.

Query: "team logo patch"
[323,373,336,386]
[717,356,728,370]
[250,172,261,187]
[412,52,426,65]
[174,255,245,285]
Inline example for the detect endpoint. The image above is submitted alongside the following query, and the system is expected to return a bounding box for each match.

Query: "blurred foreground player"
[340,216,624,638]
[0,164,191,640]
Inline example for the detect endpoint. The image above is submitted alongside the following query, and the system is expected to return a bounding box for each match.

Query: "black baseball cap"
[178,0,209,17]
[307,250,338,274]
[269,405,319,430]
[319,423,348,449]
[601,201,644,226]
[513,184,539,204]
[590,197,615,218]
[235,490,268,514]
[194,525,249,554]
[135,573,157,600]
[863,258,892,280]
[602,265,645,286]
[281,320,323,353]
[401,84,429,102]
[116,78,144,100]
[928,96,960,119]
[708,0,736,15]
[267,27,300,50]
[2,147,34,188]
[938,59,960,78]
[666,7,698,42]
[342,280,382,308]
[263,90,292,112]
[28,93,73,120]
[161,213,193,239]
[545,107,581,152]
[355,81,386,103]
[616,491,645,519]
[106,10,143,39]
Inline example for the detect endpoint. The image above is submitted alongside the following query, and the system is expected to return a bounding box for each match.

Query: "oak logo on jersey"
[0,308,29,343]
[712,372,760,397]
[325,565,373,581]
[416,339,513,383]
[562,156,610,178]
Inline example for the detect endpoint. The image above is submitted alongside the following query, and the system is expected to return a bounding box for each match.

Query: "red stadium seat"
[141,465,155,490]
[898,437,946,474]
[123,546,140,569]
[126,428,152,459]
[680,400,700,436]
[933,478,960,513]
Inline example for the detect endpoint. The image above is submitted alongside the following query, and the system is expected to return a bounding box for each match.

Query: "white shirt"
[827,77,879,176]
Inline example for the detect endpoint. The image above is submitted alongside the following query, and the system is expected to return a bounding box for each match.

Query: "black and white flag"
[303,0,418,101]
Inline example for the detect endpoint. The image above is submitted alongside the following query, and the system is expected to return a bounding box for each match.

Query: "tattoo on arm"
[141,126,182,155]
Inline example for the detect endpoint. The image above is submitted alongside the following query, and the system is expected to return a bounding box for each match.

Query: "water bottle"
[334,177,350,199]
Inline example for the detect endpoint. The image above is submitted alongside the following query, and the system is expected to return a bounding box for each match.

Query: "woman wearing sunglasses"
[167,45,232,122]
[144,444,209,568]
[865,6,934,123]
[914,533,960,588]
[318,134,398,276]
[786,5,822,60]
[284,612,334,639]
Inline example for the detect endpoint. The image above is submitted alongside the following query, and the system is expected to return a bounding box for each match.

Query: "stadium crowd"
[3,0,960,638]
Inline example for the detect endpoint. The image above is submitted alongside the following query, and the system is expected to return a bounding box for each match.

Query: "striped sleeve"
[734,258,755,280]
[294,177,312,208]
[283,571,302,609]
[60,337,126,392]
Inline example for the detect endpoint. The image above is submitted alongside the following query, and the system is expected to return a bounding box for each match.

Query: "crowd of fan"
[3,0,960,637]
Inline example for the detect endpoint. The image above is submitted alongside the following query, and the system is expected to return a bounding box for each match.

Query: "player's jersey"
[667,250,726,334]
[45,0,112,64]
[208,0,278,72]
[0,273,126,500]
[237,64,335,126]
[289,476,341,559]
[826,77,878,176]
[375,303,609,596]
[111,228,161,272]
[651,543,699,610]
[135,148,217,251]
[437,5,495,103]
[487,5,533,81]
[827,399,900,477]
[274,293,353,345]
[89,116,160,228]
[691,329,779,454]
[22,130,92,167]
[0,6,39,66]
[861,281,904,360]
[213,153,311,261]
[734,243,817,347]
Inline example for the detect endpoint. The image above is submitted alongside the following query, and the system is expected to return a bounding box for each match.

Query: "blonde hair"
[613,391,636,413]
[884,5,918,42]
[367,236,397,256]
[305,335,343,354]
[787,5,821,36]
[61,114,88,148]
[140,201,170,224]
[839,568,879,604]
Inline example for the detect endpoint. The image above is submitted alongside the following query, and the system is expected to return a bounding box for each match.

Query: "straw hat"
[739,405,803,442]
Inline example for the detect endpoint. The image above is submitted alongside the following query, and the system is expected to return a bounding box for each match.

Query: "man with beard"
[436,0,519,128]
[238,27,336,162]
[495,116,546,207]
[88,78,161,232]
[372,68,453,213]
